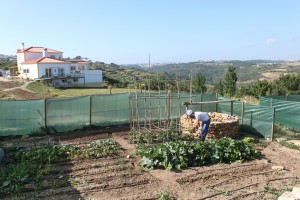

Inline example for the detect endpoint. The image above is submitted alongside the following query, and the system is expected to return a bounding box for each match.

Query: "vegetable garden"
[1,127,300,200]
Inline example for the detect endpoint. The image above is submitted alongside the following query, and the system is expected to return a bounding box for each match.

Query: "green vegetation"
[138,137,259,170]
[0,139,120,196]
[27,81,133,98]
[279,141,300,151]
[156,191,176,200]
[193,73,207,93]
[0,61,16,70]
[224,65,237,97]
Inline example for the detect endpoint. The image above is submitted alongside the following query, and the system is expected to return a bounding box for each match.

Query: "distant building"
[0,54,17,62]
[16,43,103,87]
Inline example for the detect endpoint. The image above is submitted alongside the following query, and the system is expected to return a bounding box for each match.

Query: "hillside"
[145,60,299,85]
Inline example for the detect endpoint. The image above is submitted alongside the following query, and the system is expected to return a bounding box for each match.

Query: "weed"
[116,159,127,165]
[279,141,300,151]
[156,191,176,200]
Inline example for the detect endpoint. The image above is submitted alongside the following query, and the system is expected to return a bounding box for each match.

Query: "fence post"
[44,98,47,134]
[90,95,92,129]
[230,101,233,116]
[216,93,218,112]
[129,95,133,128]
[241,101,245,128]
[271,107,276,141]
[167,91,171,127]
[250,111,253,127]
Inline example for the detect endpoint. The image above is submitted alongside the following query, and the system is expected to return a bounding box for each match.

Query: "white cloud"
[264,38,277,45]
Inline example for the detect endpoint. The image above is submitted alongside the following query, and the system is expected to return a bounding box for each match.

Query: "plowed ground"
[1,126,300,200]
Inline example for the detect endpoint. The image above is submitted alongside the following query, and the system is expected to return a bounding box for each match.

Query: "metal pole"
[250,111,253,128]
[271,107,276,141]
[241,101,245,128]
[44,98,47,134]
[90,95,92,129]
[231,101,233,116]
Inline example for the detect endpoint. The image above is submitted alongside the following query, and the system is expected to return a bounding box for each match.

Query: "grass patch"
[27,81,139,98]
[279,141,300,151]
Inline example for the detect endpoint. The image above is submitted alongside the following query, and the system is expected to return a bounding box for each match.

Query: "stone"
[22,135,30,139]
[276,138,288,142]
[278,186,300,200]
[271,166,284,170]
[287,140,300,147]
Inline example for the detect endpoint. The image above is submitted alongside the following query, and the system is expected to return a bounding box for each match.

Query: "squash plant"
[139,137,259,170]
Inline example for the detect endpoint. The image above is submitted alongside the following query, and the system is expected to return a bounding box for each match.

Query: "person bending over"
[186,110,210,141]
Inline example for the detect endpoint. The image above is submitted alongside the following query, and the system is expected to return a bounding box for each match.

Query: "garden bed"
[0,126,300,199]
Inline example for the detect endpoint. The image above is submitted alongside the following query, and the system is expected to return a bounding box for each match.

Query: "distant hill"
[122,60,299,85]
[94,60,299,88]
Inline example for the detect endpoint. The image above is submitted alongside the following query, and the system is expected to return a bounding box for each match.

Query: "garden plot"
[1,126,300,200]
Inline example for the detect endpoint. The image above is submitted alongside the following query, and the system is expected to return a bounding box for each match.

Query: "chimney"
[43,48,48,58]
[21,43,24,51]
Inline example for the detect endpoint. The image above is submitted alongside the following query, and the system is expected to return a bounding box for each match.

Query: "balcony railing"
[40,73,85,79]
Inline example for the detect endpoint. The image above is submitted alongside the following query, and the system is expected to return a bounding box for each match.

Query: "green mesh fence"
[218,97,273,139]
[0,99,45,136]
[260,95,300,103]
[1,93,276,137]
[287,95,300,102]
[260,96,300,130]
[46,96,90,133]
[92,94,130,126]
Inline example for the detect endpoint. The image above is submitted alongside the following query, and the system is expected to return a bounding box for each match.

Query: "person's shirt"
[194,112,210,122]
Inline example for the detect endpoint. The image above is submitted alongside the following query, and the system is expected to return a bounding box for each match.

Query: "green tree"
[236,86,252,98]
[193,73,207,93]
[216,79,224,96]
[271,74,300,95]
[224,65,237,97]
[251,80,271,98]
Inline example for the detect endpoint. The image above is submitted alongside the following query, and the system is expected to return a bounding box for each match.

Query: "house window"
[59,68,64,76]
[50,55,55,59]
[80,66,85,71]
[45,68,52,77]
[23,69,29,73]
[70,66,76,72]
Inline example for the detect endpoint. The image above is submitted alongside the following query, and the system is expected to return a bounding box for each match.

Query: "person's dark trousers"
[200,118,210,141]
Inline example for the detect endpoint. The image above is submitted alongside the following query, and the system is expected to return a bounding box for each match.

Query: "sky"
[1,0,300,64]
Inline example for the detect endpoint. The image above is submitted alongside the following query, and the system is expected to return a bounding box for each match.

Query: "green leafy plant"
[139,137,259,170]
[156,191,176,200]
[279,141,300,151]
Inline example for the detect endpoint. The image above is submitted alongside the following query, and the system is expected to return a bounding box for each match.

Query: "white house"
[16,43,103,87]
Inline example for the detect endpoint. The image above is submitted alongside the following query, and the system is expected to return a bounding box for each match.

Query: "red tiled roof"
[22,57,69,64]
[22,47,63,54]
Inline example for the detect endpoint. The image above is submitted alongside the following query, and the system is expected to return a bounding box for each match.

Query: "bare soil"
[1,126,300,200]
[0,77,40,100]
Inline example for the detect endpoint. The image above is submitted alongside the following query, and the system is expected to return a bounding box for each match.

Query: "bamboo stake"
[148,53,152,130]
[157,73,161,128]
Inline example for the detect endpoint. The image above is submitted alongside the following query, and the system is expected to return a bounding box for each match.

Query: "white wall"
[18,63,38,79]
[24,52,63,61]
[17,53,25,66]
[38,63,71,78]
[81,70,102,83]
